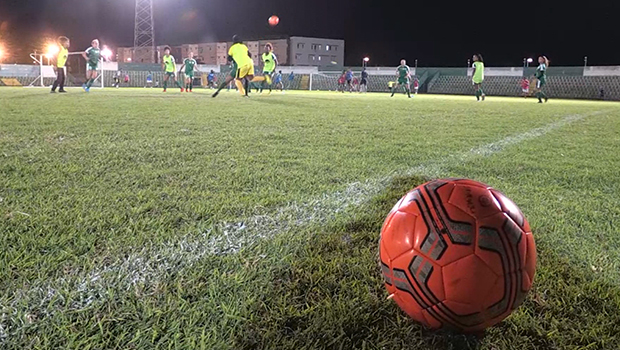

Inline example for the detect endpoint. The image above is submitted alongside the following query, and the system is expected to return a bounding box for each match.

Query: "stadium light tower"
[134,0,155,63]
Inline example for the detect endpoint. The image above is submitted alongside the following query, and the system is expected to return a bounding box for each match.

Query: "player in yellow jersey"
[51,36,70,93]
[472,53,485,101]
[161,46,184,92]
[227,35,255,96]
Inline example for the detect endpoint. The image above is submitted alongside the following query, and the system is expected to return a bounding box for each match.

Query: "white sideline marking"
[0,111,602,342]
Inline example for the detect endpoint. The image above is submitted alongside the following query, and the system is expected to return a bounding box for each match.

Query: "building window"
[318,56,321,61]
[311,44,322,51]
[308,54,315,61]
[297,43,305,49]
[326,45,330,51]
[333,45,338,51]
[295,53,302,61]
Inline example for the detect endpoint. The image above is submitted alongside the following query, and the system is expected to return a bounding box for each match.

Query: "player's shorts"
[398,77,409,85]
[87,63,98,71]
[146,78,153,83]
[165,71,176,77]
[537,79,546,88]
[472,79,483,85]
[360,79,367,85]
[185,72,194,78]
[263,70,274,76]
[522,88,529,93]
[346,79,352,84]
[236,64,254,79]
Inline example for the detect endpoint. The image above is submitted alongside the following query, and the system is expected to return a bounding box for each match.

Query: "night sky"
[1,0,619,67]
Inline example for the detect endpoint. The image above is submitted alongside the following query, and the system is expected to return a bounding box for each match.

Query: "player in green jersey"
[178,51,198,92]
[212,61,238,98]
[391,59,412,98]
[533,56,549,103]
[260,43,278,93]
[472,53,485,101]
[81,39,100,92]
[161,46,184,92]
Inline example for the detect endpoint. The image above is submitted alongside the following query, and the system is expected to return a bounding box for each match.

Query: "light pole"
[584,56,588,69]
[362,57,369,68]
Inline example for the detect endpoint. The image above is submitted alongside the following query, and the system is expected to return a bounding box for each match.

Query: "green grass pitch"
[1,88,619,349]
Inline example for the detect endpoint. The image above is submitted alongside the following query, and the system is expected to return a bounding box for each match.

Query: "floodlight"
[527,58,533,63]
[46,44,60,56]
[101,47,113,60]
[363,57,370,62]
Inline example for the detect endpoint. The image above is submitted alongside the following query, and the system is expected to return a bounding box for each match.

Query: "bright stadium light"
[0,48,4,61]
[362,56,370,68]
[527,58,533,63]
[101,47,113,61]
[46,44,60,56]
[126,57,132,62]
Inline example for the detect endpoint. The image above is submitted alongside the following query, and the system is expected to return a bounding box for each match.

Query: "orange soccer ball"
[268,15,280,27]
[379,179,536,332]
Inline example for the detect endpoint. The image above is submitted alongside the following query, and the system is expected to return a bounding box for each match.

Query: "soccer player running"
[207,70,216,89]
[345,69,354,92]
[521,77,530,97]
[260,43,278,93]
[212,61,238,98]
[228,35,255,97]
[161,46,184,92]
[391,59,412,98]
[51,36,70,93]
[273,71,284,91]
[533,56,549,103]
[360,68,369,93]
[82,39,100,92]
[472,53,485,101]
[287,71,295,90]
[178,52,198,92]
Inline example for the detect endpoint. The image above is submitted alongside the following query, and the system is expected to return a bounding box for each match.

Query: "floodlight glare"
[363,57,370,62]
[46,44,60,56]
[101,47,113,60]
[527,58,534,63]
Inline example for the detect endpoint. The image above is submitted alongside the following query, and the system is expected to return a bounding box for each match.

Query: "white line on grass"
[0,111,603,342]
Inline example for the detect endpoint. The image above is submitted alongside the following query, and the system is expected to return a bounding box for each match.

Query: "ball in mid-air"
[379,179,536,332]
[268,15,280,27]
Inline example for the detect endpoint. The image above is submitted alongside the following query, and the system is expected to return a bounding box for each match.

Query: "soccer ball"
[379,179,536,332]
[268,15,280,27]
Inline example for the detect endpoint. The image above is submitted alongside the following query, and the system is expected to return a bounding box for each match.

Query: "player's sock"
[163,81,168,90]
[235,80,245,95]
[406,88,411,98]
[243,79,249,96]
[86,79,93,88]
[175,80,183,89]
[475,89,481,100]
[251,76,266,83]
